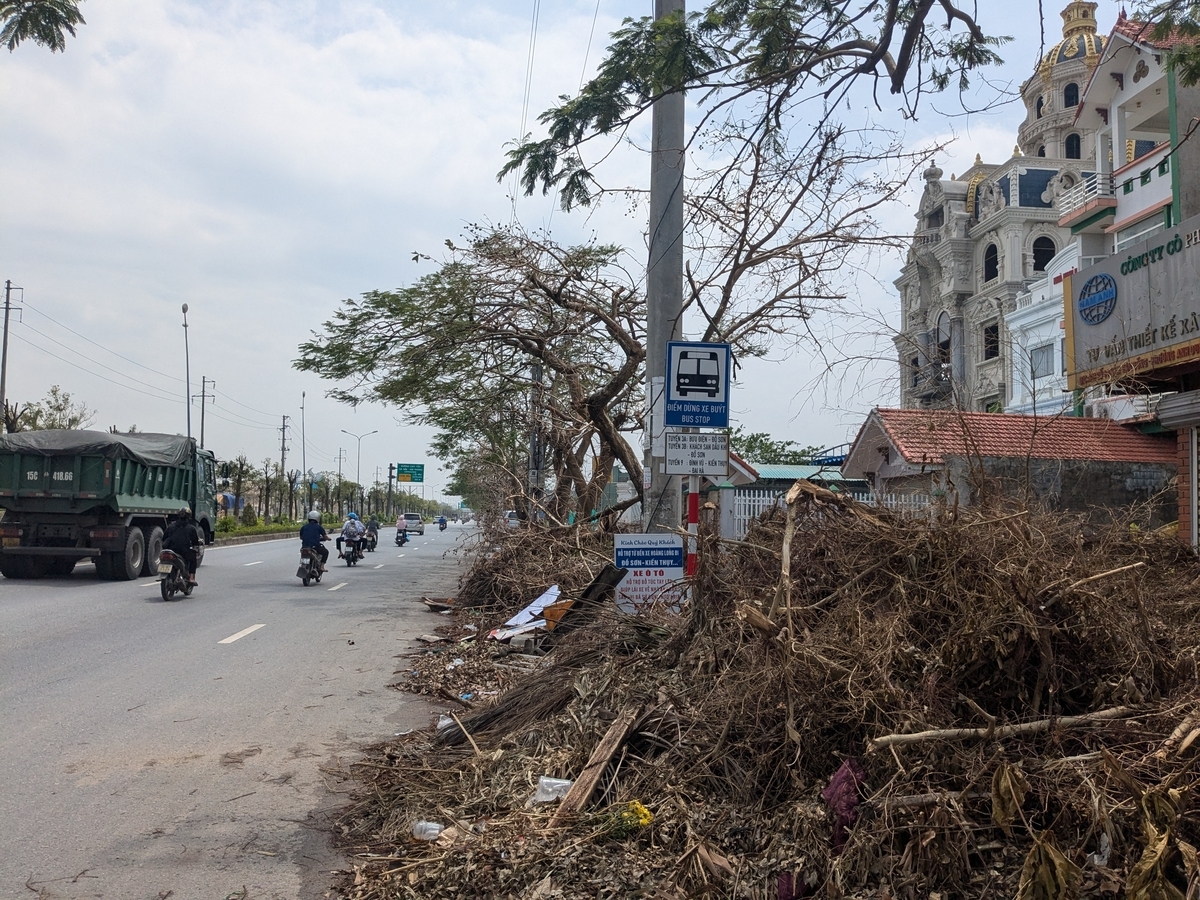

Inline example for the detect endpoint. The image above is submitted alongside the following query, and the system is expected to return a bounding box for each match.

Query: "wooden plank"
[549,705,641,827]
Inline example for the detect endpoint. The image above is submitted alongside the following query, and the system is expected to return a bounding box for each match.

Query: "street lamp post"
[181,304,191,441]
[340,428,377,513]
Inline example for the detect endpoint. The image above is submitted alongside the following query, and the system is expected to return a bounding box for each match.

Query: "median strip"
[218,624,266,644]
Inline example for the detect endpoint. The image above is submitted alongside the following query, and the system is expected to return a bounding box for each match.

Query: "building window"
[1036,96,1045,118]
[1115,214,1166,252]
[1159,158,1170,176]
[1032,236,1056,272]
[981,396,1003,413]
[984,244,999,282]
[1037,145,1046,157]
[910,356,920,388]
[1065,133,1081,159]
[936,312,952,365]
[1060,338,1067,375]
[1031,343,1055,379]
[1123,178,1135,194]
[926,207,944,229]
[1064,83,1079,107]
[983,323,1000,360]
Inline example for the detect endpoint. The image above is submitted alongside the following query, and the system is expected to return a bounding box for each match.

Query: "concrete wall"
[943,455,1178,526]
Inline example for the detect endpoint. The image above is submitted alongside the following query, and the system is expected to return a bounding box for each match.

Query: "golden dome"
[1038,1,1106,82]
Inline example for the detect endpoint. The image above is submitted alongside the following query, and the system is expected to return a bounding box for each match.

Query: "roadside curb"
[212,532,297,548]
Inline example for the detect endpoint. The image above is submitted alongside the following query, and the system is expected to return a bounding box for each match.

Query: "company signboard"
[1067,212,1200,389]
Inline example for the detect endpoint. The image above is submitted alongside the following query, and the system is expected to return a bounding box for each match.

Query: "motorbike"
[157,549,194,601]
[342,536,364,566]
[395,529,408,547]
[438,520,447,532]
[297,546,324,586]
[364,525,379,552]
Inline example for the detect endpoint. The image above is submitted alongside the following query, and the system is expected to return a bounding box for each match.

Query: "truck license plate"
[157,563,173,574]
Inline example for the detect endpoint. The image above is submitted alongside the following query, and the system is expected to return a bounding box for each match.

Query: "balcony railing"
[1057,172,1114,219]
[913,230,942,247]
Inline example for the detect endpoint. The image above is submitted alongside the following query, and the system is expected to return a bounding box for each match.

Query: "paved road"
[0,525,469,899]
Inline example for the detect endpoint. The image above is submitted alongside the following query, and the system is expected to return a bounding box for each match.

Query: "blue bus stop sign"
[665,342,731,428]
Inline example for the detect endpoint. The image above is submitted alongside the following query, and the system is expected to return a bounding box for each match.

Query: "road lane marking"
[244,561,263,567]
[219,624,266,644]
[329,582,348,592]
[396,554,405,558]
[374,564,384,569]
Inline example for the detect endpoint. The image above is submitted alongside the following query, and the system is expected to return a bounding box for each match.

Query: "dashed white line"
[396,554,405,558]
[218,624,266,644]
[243,560,263,567]
[374,564,384,569]
[328,582,348,592]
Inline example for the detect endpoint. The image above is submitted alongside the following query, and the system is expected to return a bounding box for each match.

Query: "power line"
[22,298,185,384]
[10,332,187,405]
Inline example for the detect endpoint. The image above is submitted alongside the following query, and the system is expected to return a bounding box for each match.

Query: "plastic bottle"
[412,821,445,841]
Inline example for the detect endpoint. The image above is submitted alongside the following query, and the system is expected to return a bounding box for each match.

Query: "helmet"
[308,510,320,521]
[177,507,190,518]
[348,512,359,520]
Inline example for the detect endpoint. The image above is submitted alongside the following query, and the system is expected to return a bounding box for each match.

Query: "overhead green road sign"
[396,463,424,483]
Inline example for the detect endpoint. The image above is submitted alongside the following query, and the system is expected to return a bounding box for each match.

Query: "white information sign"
[614,534,685,611]
[665,431,729,477]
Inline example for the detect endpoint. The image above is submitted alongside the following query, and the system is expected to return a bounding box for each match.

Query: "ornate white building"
[894,1,1108,412]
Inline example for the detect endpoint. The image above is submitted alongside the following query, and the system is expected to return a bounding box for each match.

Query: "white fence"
[731,488,931,538]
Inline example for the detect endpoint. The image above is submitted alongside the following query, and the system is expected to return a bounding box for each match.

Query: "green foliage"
[215,515,238,533]
[1,0,86,52]
[501,0,1007,209]
[240,505,259,527]
[19,385,96,431]
[728,426,823,465]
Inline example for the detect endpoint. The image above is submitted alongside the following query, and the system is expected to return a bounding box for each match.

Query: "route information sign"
[664,432,729,477]
[395,463,425,483]
[613,534,684,611]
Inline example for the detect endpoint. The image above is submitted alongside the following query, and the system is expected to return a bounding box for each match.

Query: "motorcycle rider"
[163,506,201,585]
[437,514,447,530]
[337,511,365,559]
[300,510,330,572]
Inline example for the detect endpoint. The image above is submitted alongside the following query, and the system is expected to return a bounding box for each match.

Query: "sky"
[0,0,1130,499]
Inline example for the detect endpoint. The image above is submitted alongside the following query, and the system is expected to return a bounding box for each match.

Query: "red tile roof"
[1112,12,1200,51]
[870,408,1176,465]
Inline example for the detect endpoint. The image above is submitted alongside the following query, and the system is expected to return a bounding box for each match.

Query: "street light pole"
[340,428,377,513]
[182,304,192,441]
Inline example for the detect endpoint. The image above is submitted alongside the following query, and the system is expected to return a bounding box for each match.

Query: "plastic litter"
[447,658,465,669]
[411,821,444,841]
[531,776,573,804]
[436,715,454,732]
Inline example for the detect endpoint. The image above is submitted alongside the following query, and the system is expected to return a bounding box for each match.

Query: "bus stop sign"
[665,342,731,428]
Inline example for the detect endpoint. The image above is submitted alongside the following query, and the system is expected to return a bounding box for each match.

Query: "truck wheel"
[47,557,77,577]
[117,528,145,581]
[94,554,112,579]
[0,556,28,579]
[141,526,164,576]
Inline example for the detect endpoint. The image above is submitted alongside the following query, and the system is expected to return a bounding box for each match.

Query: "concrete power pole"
[643,0,686,533]
[0,280,21,429]
[195,377,214,449]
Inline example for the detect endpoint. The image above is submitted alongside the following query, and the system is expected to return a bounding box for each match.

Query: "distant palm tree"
[1,0,86,52]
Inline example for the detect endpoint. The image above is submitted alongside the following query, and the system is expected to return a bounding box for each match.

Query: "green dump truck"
[0,430,217,580]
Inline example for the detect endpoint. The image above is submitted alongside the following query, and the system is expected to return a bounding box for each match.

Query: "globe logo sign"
[1078,273,1118,325]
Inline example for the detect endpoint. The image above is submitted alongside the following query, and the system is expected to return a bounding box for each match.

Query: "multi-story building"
[895,2,1108,412]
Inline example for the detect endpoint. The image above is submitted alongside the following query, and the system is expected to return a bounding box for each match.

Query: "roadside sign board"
[665,432,729,477]
[665,342,731,428]
[395,463,425,483]
[614,534,685,611]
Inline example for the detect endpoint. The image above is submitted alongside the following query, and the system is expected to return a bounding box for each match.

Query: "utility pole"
[182,305,192,441]
[0,280,22,428]
[335,448,346,517]
[387,463,395,520]
[643,0,686,533]
[194,377,214,448]
[301,392,309,513]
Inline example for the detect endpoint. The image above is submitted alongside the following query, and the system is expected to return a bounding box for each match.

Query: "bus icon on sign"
[675,351,720,397]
